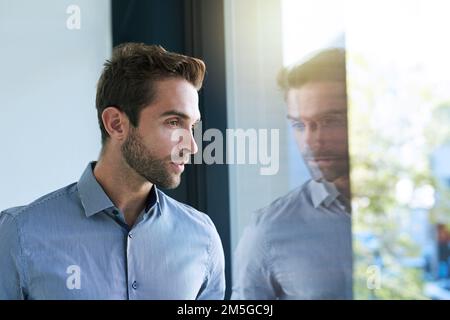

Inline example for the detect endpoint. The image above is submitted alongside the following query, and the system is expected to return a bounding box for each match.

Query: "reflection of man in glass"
[232,49,352,299]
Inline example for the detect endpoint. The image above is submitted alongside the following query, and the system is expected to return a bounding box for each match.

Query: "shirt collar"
[308,179,341,209]
[77,161,161,218]
[145,183,161,215]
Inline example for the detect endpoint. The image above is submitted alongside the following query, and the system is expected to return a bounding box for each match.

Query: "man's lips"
[170,161,187,173]
[304,157,346,165]
[172,160,188,165]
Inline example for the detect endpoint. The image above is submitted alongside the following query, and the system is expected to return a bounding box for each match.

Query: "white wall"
[0,0,111,209]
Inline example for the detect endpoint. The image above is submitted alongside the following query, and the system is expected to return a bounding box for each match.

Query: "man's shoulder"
[252,180,313,226]
[156,189,217,231]
[1,182,79,221]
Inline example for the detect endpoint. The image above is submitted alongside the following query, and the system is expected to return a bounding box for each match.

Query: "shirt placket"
[127,225,138,299]
[125,207,155,299]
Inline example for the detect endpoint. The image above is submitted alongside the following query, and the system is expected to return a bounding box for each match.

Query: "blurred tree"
[347,51,450,299]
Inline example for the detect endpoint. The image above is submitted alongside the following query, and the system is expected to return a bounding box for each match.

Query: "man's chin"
[161,181,180,190]
[309,166,347,183]
[156,174,181,189]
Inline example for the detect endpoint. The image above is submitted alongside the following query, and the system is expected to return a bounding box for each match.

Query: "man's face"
[121,78,200,189]
[286,81,349,182]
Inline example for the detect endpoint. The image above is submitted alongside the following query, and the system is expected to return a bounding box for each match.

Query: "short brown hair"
[277,48,346,94]
[96,43,206,145]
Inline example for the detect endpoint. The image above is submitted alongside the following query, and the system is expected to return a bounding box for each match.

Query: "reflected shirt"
[232,179,353,300]
[0,162,225,300]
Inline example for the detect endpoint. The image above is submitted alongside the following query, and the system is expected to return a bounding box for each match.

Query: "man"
[0,43,225,299]
[232,49,353,299]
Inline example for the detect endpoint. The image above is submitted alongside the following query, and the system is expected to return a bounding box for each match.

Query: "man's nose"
[303,123,326,149]
[179,129,198,155]
[189,130,199,155]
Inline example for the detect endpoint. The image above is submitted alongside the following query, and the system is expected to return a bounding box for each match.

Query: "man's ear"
[101,107,129,142]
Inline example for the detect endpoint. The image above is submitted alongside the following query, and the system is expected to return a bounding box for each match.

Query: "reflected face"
[286,81,349,182]
[121,78,200,189]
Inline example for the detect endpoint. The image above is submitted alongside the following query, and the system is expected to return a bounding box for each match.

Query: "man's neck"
[93,151,152,227]
[332,175,351,213]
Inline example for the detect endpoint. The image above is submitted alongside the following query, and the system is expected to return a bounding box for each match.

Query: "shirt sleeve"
[196,220,226,300]
[231,221,278,300]
[0,211,27,299]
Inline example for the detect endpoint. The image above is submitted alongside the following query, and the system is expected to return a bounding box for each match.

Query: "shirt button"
[128,233,133,239]
[132,281,138,290]
[112,209,119,215]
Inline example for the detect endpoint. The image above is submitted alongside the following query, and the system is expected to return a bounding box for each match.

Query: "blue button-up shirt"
[231,180,353,300]
[0,162,225,300]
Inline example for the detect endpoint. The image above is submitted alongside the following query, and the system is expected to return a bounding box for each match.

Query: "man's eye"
[291,121,305,130]
[168,120,179,127]
[321,117,347,127]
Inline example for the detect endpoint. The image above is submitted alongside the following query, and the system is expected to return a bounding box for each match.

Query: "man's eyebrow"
[286,115,300,121]
[160,110,201,123]
[287,110,346,121]
[321,110,347,116]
